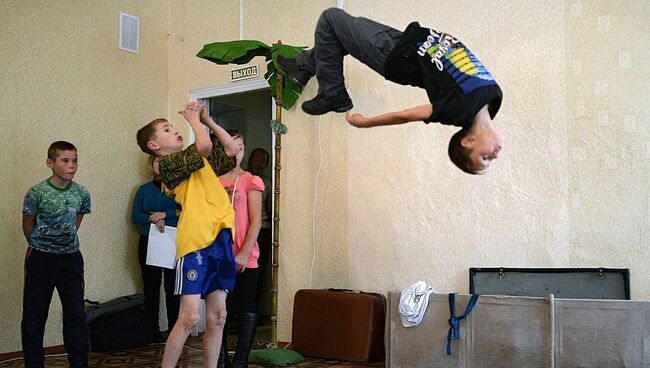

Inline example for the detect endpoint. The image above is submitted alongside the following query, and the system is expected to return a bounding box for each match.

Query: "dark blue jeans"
[296,7,403,96]
[21,249,89,368]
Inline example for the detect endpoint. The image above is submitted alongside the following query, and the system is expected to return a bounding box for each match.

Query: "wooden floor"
[0,335,385,368]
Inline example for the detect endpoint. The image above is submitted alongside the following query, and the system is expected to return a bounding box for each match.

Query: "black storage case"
[85,293,149,352]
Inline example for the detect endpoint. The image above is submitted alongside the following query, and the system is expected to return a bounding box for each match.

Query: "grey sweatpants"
[296,8,403,96]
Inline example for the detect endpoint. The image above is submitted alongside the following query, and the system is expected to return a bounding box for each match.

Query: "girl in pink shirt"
[217,130,264,367]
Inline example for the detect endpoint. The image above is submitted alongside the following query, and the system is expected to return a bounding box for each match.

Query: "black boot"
[218,329,231,368]
[276,55,313,89]
[301,90,353,116]
[147,317,163,344]
[231,312,257,368]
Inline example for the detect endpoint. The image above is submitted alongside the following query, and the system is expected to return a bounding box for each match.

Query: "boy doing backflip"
[22,141,91,368]
[277,8,504,174]
[136,102,240,367]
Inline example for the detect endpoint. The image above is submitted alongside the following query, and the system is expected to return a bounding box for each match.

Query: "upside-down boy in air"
[278,8,504,174]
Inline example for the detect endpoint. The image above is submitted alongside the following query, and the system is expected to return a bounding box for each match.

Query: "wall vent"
[119,12,139,53]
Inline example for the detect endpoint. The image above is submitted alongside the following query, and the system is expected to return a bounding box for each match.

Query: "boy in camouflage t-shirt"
[21,141,91,368]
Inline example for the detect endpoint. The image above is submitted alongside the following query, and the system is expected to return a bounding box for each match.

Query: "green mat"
[248,347,304,366]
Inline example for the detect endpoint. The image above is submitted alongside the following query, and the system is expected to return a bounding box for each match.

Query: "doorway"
[191,79,275,343]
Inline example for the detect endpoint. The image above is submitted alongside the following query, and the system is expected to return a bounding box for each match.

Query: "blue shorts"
[174,229,236,297]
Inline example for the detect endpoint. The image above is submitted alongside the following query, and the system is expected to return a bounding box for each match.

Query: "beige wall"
[0,0,171,352]
[1,0,648,353]
[565,2,650,297]
[272,0,649,342]
[342,1,573,293]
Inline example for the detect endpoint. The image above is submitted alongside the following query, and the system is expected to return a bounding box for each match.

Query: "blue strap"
[446,293,480,355]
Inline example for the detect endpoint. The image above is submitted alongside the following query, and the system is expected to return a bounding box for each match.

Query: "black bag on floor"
[85,293,148,352]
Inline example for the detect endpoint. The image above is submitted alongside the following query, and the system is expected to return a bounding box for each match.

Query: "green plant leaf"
[265,60,302,110]
[196,40,272,65]
[197,40,308,110]
[269,43,307,69]
[266,43,308,110]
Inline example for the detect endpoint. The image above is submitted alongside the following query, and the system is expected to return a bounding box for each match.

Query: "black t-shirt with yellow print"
[384,22,502,129]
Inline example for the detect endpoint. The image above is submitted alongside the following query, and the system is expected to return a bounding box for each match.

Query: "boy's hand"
[345,104,432,128]
[198,103,210,122]
[345,111,370,128]
[185,101,204,111]
[184,102,211,124]
[180,101,213,155]
[179,103,201,122]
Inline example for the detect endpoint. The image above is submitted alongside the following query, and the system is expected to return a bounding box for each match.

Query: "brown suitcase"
[291,288,386,362]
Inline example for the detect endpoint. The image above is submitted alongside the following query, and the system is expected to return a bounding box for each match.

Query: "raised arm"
[196,104,240,158]
[344,104,433,128]
[180,103,212,156]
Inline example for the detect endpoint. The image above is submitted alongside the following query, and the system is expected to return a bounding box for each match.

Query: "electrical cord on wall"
[277,115,325,353]
[309,115,323,289]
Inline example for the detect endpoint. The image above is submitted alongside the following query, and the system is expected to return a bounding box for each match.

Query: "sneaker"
[276,55,312,89]
[301,91,353,115]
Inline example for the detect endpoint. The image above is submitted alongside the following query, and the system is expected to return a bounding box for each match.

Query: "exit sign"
[230,64,259,82]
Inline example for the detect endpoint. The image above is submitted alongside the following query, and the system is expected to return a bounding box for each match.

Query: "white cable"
[239,0,244,40]
[280,116,322,352]
[549,293,556,368]
[0,357,23,364]
[183,344,202,352]
[0,352,68,364]
[0,344,205,364]
[309,115,323,288]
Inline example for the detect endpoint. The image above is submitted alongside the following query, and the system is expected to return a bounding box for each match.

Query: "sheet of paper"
[146,224,177,269]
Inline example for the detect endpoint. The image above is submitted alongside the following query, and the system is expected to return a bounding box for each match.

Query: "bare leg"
[202,289,228,368]
[161,294,200,368]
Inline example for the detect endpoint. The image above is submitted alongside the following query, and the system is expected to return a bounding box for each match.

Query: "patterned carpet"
[0,336,385,367]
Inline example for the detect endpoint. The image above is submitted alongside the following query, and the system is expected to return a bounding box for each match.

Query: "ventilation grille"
[119,12,139,53]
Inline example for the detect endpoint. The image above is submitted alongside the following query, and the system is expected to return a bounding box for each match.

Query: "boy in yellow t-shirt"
[136,102,240,367]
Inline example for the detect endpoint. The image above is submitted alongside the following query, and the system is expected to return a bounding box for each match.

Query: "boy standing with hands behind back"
[22,141,91,368]
[136,102,240,367]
